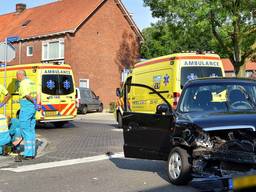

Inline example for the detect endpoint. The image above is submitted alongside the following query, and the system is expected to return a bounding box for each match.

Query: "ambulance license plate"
[45,111,58,117]
[230,174,256,190]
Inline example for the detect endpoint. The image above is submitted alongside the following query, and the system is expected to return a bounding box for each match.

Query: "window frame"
[79,79,90,88]
[26,46,33,57]
[42,38,64,61]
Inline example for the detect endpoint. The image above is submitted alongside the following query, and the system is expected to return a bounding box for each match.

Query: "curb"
[36,137,48,158]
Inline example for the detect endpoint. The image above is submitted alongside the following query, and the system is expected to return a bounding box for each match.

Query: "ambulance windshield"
[42,75,74,95]
[181,67,222,87]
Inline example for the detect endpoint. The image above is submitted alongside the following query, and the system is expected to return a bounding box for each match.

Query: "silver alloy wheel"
[169,152,182,179]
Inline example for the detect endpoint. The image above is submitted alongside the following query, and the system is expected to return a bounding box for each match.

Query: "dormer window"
[21,19,31,27]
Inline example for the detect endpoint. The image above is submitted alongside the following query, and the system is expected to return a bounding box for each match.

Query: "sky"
[0,0,156,30]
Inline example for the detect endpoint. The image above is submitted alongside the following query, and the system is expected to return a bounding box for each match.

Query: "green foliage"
[142,0,256,74]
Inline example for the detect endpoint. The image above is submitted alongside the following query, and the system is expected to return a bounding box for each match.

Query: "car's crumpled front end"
[174,113,256,178]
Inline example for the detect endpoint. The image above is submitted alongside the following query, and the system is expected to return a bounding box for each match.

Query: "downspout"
[19,41,22,64]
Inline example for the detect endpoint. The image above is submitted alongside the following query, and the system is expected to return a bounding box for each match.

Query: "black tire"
[81,105,88,114]
[53,121,68,128]
[97,104,103,112]
[117,112,123,128]
[167,147,192,185]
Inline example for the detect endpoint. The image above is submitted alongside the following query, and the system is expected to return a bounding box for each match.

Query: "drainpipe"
[19,41,22,64]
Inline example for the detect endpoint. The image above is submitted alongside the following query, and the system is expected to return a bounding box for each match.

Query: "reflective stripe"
[47,104,56,110]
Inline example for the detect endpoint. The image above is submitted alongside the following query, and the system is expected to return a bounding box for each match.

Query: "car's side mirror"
[156,103,172,115]
[116,88,121,97]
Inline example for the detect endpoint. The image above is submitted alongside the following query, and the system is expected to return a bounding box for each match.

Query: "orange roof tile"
[221,58,256,71]
[221,58,234,71]
[0,0,143,41]
[245,61,256,71]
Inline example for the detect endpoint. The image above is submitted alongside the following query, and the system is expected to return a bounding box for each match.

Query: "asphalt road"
[0,113,198,192]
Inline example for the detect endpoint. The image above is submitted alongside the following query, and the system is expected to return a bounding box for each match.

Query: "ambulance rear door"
[58,74,76,118]
[41,73,61,119]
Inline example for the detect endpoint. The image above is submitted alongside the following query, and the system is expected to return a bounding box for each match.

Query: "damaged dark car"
[122,78,256,186]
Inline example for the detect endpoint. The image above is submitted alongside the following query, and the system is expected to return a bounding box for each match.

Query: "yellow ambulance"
[116,52,225,122]
[0,63,77,127]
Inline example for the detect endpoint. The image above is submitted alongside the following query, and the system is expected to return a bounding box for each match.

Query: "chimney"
[16,3,26,14]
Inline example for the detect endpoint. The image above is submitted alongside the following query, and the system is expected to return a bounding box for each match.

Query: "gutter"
[13,30,75,42]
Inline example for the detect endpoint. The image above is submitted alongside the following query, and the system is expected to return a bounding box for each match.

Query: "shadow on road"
[110,158,170,182]
[109,158,198,192]
[36,122,77,129]
[138,184,198,192]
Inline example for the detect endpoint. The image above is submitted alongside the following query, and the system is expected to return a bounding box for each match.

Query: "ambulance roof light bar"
[175,50,216,54]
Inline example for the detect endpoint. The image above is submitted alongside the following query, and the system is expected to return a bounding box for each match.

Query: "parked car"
[76,88,103,114]
[122,78,256,187]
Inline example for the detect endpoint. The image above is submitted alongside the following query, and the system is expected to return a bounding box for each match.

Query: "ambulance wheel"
[97,104,103,112]
[53,121,67,128]
[117,112,123,128]
[167,147,192,185]
[81,105,88,114]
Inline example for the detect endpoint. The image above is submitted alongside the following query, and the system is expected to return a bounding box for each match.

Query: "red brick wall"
[8,0,141,108]
[9,36,65,65]
[10,40,42,65]
[67,0,140,107]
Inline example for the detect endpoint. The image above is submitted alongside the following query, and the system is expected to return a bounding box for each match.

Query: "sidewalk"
[0,136,48,168]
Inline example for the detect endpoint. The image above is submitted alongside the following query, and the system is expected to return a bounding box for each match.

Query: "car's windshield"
[179,82,256,113]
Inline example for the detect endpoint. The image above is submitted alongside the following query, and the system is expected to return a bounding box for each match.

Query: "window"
[27,46,33,56]
[42,75,74,95]
[79,79,89,88]
[181,67,223,87]
[91,91,97,99]
[121,68,131,82]
[42,39,64,60]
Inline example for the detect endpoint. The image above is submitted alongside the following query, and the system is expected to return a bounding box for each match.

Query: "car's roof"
[185,77,256,87]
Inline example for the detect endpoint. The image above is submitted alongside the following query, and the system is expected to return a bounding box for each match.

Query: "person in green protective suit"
[0,84,11,155]
[16,70,39,159]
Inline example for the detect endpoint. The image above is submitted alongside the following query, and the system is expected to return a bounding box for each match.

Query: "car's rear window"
[181,67,223,87]
[42,75,74,95]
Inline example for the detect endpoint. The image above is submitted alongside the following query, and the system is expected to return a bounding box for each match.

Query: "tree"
[143,0,256,75]
[140,21,225,59]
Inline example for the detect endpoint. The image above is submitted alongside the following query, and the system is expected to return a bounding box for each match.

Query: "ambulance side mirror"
[116,88,121,97]
[156,103,172,115]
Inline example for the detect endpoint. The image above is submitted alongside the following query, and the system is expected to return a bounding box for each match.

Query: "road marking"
[1,152,124,173]
[111,129,123,132]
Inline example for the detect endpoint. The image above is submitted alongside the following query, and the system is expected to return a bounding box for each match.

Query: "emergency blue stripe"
[0,118,6,120]
[47,104,56,110]
[42,105,47,111]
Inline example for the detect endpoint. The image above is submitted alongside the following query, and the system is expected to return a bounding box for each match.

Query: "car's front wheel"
[167,147,192,185]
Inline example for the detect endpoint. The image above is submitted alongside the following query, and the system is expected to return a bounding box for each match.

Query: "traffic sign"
[7,36,20,43]
[0,42,16,62]
[0,63,6,67]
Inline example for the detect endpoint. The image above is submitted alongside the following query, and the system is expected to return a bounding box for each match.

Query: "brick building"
[221,59,256,77]
[0,0,143,107]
